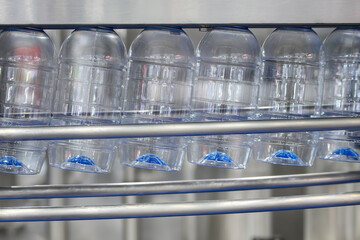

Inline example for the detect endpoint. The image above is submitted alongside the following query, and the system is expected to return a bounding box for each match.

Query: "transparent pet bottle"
[120,27,195,171]
[254,27,325,166]
[49,27,127,173]
[317,27,360,162]
[187,27,260,169]
[0,28,57,174]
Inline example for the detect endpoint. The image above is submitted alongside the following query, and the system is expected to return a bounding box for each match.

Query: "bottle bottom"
[0,156,33,174]
[48,140,116,173]
[317,134,360,163]
[119,138,186,171]
[253,134,317,167]
[187,135,252,169]
[124,153,172,171]
[257,150,308,166]
[0,141,46,175]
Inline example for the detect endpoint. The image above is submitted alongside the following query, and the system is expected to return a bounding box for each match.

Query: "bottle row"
[0,26,358,174]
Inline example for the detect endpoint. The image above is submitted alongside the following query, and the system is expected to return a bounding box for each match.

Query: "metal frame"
[0,117,359,141]
[0,171,359,199]
[1,192,360,222]
[0,0,359,27]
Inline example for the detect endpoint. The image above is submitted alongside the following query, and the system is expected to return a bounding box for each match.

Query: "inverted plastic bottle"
[187,27,260,169]
[318,27,360,162]
[254,27,325,166]
[49,27,127,173]
[120,27,195,171]
[0,28,57,174]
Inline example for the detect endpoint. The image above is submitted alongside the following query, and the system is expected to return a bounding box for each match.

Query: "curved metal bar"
[1,192,360,222]
[1,171,360,199]
[0,117,359,141]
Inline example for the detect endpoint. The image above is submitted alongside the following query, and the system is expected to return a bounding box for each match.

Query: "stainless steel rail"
[0,117,359,141]
[0,0,359,27]
[1,171,359,199]
[1,192,360,222]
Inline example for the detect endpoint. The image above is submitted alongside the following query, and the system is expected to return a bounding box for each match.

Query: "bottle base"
[321,147,360,163]
[187,136,252,169]
[191,152,246,169]
[124,153,172,171]
[48,140,116,173]
[119,138,185,171]
[257,150,310,166]
[318,137,360,163]
[0,143,46,175]
[253,136,316,167]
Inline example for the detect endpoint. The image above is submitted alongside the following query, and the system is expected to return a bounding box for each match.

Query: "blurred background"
[0,27,359,240]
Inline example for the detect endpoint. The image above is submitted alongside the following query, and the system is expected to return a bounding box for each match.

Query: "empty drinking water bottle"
[49,27,127,173]
[0,28,57,174]
[120,27,195,171]
[318,27,360,162]
[254,27,325,166]
[187,27,260,169]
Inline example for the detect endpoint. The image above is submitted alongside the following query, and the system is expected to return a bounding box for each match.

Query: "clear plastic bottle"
[0,28,57,174]
[120,27,195,171]
[49,27,127,173]
[254,27,325,166]
[187,27,260,169]
[318,27,360,162]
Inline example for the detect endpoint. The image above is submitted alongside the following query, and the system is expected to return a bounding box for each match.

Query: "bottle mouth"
[75,27,115,33]
[143,26,183,32]
[335,26,360,31]
[212,26,248,31]
[277,26,312,31]
[4,27,44,33]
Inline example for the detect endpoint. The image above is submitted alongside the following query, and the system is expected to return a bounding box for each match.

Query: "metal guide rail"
[0,117,358,141]
[0,171,359,199]
[0,171,359,221]
[0,192,360,222]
